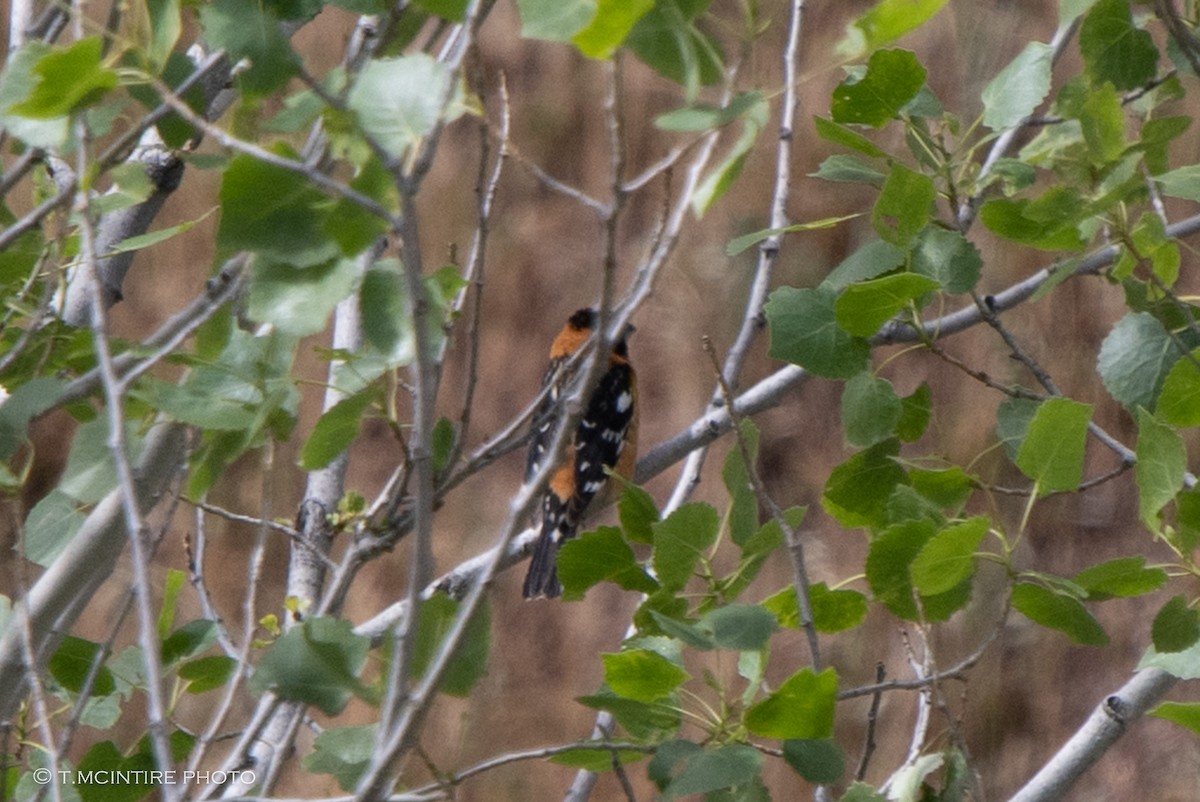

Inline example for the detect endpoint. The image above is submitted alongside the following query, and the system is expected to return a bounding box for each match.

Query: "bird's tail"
[523,516,567,599]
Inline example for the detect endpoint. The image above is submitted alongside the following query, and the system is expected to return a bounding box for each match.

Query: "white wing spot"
[616,391,632,412]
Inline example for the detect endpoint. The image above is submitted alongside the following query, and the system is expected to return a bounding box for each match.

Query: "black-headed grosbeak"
[523,307,638,599]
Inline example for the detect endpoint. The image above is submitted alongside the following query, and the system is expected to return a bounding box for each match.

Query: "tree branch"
[1007,668,1177,802]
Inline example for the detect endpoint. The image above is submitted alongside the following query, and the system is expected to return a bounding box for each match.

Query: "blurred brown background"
[5,0,1200,799]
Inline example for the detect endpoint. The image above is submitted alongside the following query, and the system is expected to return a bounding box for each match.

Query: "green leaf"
[1140,116,1191,175]
[299,386,381,470]
[1015,397,1092,494]
[838,0,949,57]
[249,617,370,715]
[549,745,649,770]
[1180,489,1200,552]
[626,0,723,97]
[649,611,717,650]
[996,396,1040,459]
[884,483,944,527]
[409,594,490,697]
[839,782,889,802]
[303,725,376,792]
[1098,312,1179,411]
[618,483,660,544]
[720,515,790,602]
[699,604,778,651]
[1079,0,1157,91]
[135,329,298,440]
[77,741,154,802]
[1155,165,1200,202]
[577,692,681,740]
[657,91,764,132]
[199,0,299,96]
[872,164,935,246]
[835,273,940,337]
[431,416,456,475]
[573,0,655,59]
[783,738,845,784]
[1135,409,1186,529]
[603,649,689,702]
[652,503,719,591]
[0,377,67,459]
[360,260,416,366]
[911,227,982,293]
[810,155,886,186]
[766,286,871,378]
[1073,556,1167,600]
[765,584,868,633]
[722,419,761,546]
[725,214,860,257]
[1140,634,1200,678]
[978,189,1088,251]
[1079,81,1126,163]
[517,0,595,40]
[841,372,902,448]
[246,258,360,337]
[691,95,768,216]
[23,489,86,567]
[897,384,933,442]
[325,160,395,256]
[911,517,988,596]
[1152,595,1200,653]
[813,584,868,633]
[1149,702,1200,736]
[348,54,455,160]
[8,38,117,119]
[48,636,116,696]
[217,151,340,267]
[158,569,186,640]
[831,49,927,128]
[107,210,215,255]
[813,116,887,157]
[178,655,237,694]
[410,0,464,19]
[822,239,907,291]
[1157,349,1200,426]
[982,42,1053,130]
[145,0,182,69]
[822,439,908,528]
[744,667,838,739]
[865,518,937,620]
[659,744,762,799]
[161,620,217,665]
[558,526,660,598]
[59,417,145,504]
[1012,582,1108,645]
[0,43,70,149]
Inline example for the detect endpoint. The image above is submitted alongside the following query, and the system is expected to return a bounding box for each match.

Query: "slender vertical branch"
[74,119,176,797]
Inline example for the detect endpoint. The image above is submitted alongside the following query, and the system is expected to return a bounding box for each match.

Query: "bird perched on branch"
[523,307,638,599]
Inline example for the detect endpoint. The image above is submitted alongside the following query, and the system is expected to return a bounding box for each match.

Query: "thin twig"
[75,119,176,798]
[702,336,822,671]
[855,663,886,781]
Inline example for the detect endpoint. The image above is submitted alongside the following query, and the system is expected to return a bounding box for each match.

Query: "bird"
[522,307,638,599]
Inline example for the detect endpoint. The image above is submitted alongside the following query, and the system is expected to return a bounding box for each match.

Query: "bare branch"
[1007,668,1177,802]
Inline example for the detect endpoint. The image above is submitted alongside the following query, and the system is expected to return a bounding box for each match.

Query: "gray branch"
[1007,668,1176,802]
